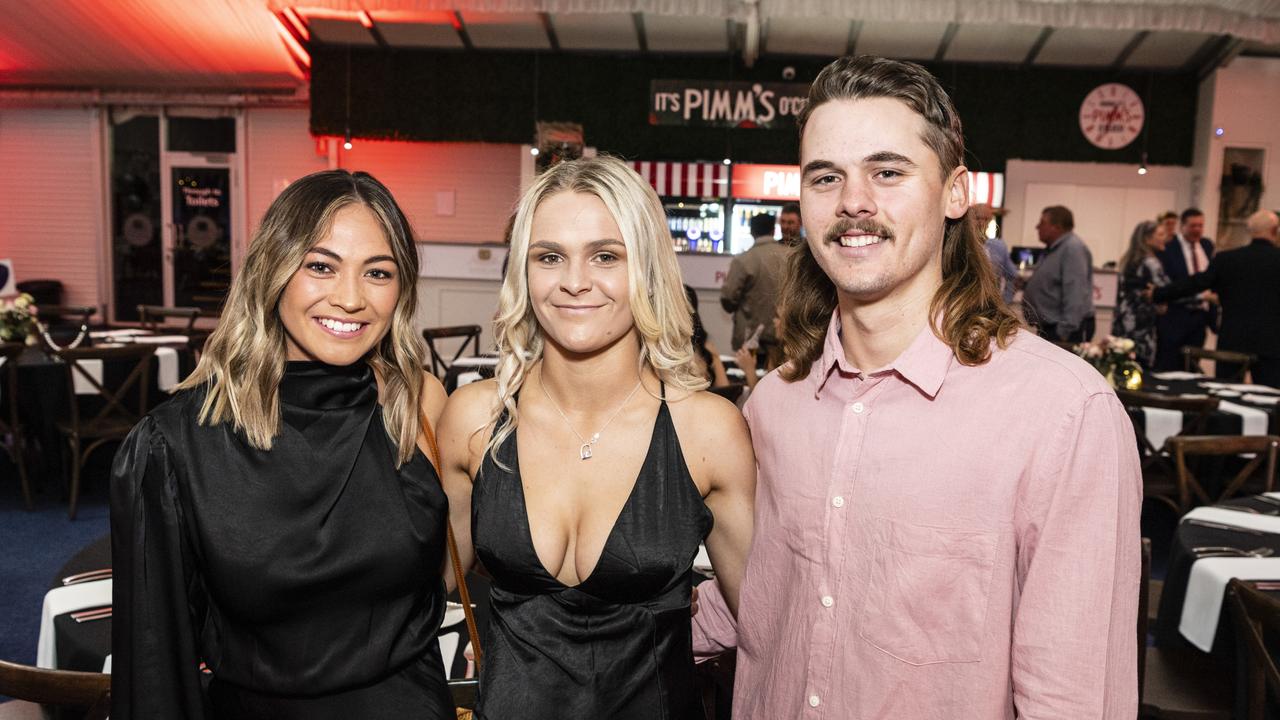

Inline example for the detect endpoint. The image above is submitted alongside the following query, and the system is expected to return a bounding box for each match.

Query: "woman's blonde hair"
[177,169,427,465]
[486,155,706,463]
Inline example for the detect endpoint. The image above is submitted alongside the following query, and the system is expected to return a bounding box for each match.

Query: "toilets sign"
[650,80,808,129]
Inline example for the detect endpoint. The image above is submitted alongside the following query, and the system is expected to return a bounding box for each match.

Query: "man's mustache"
[823,218,895,245]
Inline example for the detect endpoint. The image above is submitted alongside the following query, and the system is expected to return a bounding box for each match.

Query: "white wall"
[1193,56,1280,250]
[1002,159,1193,266]
[336,140,522,245]
[244,107,328,250]
[0,106,106,308]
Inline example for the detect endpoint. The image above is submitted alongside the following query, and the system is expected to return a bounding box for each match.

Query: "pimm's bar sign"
[650,80,808,129]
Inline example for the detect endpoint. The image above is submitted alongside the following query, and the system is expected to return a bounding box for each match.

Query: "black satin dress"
[110,362,452,719]
[471,390,713,720]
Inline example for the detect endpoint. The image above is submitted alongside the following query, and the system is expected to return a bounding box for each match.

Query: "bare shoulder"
[439,378,499,436]
[667,388,750,449]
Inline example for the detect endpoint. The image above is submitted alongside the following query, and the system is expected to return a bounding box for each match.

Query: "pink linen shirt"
[693,311,1142,719]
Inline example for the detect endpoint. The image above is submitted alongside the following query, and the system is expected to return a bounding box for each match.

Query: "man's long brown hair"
[779,55,1020,382]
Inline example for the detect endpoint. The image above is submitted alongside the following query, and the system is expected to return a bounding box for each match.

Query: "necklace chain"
[539,373,643,461]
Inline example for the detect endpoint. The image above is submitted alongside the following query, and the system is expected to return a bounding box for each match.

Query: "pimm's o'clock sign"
[650,80,809,129]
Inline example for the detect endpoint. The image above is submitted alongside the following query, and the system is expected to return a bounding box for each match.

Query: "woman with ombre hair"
[110,169,454,719]
[437,155,756,719]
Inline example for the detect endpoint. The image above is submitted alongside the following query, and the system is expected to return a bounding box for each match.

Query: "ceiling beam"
[539,12,560,52]
[632,12,648,53]
[450,11,473,51]
[1187,34,1244,81]
[1111,30,1149,69]
[1023,26,1054,65]
[845,20,862,56]
[934,22,959,63]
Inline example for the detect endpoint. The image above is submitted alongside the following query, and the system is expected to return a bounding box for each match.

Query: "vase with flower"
[0,293,38,346]
[1073,335,1144,390]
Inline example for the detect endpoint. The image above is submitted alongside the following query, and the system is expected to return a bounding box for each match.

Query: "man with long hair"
[692,55,1140,718]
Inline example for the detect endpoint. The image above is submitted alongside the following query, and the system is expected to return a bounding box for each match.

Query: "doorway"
[108,110,241,323]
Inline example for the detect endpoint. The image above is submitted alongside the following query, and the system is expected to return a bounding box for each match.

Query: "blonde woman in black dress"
[437,156,756,719]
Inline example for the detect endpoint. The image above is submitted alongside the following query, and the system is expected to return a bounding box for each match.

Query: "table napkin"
[1218,400,1270,435]
[1141,406,1184,451]
[455,371,483,389]
[71,359,104,396]
[89,329,148,339]
[155,346,179,392]
[37,578,112,668]
[1243,394,1280,406]
[131,335,190,345]
[1181,506,1280,534]
[694,543,712,571]
[1152,371,1206,380]
[1202,381,1280,395]
[1180,557,1280,651]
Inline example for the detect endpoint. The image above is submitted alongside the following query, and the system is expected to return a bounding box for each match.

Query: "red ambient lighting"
[272,13,311,71]
[359,10,374,29]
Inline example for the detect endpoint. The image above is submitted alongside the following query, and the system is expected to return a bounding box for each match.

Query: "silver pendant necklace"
[539,373,644,460]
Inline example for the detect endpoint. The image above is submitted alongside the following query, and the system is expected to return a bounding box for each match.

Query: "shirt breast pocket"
[858,518,998,666]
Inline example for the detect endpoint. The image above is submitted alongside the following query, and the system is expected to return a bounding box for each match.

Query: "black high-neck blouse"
[110,361,452,719]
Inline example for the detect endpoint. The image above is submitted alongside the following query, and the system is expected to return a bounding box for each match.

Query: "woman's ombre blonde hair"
[177,169,427,465]
[486,155,706,462]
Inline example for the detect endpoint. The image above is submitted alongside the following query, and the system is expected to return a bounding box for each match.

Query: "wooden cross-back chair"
[55,344,154,518]
[137,304,201,333]
[1184,346,1257,383]
[1230,579,1280,720]
[422,325,483,378]
[1115,389,1220,514]
[1167,435,1280,510]
[0,342,31,509]
[0,659,110,720]
[38,305,97,327]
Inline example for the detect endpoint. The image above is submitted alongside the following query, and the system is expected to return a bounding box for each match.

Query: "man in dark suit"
[1154,208,1215,370]
[1154,210,1280,386]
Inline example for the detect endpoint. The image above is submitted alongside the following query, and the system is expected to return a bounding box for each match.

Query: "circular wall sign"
[1079,83,1144,150]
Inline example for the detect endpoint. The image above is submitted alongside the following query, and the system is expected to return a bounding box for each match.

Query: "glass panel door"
[167,161,233,315]
[110,113,162,322]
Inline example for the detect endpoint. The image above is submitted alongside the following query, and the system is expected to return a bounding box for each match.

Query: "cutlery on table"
[70,606,112,623]
[61,568,112,586]
[1191,545,1276,558]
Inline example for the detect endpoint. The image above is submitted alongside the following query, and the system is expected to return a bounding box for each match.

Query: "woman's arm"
[705,340,731,388]
[734,345,760,391]
[110,418,208,719]
[679,393,756,617]
[433,379,495,593]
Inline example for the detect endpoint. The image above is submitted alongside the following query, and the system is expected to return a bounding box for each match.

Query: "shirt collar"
[811,308,953,399]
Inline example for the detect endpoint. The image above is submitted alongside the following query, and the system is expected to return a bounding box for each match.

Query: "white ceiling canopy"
[4,0,1280,91]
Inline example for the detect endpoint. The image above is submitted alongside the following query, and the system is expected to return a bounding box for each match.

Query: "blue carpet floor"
[0,456,111,672]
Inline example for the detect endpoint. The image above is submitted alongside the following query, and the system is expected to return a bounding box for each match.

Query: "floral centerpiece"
[0,293,38,345]
[1074,335,1143,390]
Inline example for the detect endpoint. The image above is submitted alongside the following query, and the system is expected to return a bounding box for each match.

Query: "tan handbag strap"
[420,409,484,671]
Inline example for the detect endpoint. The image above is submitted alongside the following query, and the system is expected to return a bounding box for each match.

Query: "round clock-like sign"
[1079,83,1145,150]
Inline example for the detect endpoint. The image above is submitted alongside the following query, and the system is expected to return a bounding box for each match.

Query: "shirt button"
[832,496,845,508]
[821,595,834,608]
[809,694,821,707]
[852,401,865,413]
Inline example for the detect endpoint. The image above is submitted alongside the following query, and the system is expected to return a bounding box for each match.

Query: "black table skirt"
[50,535,112,674]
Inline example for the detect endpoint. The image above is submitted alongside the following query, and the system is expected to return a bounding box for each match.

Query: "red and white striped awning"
[967,171,1005,208]
[629,161,729,199]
